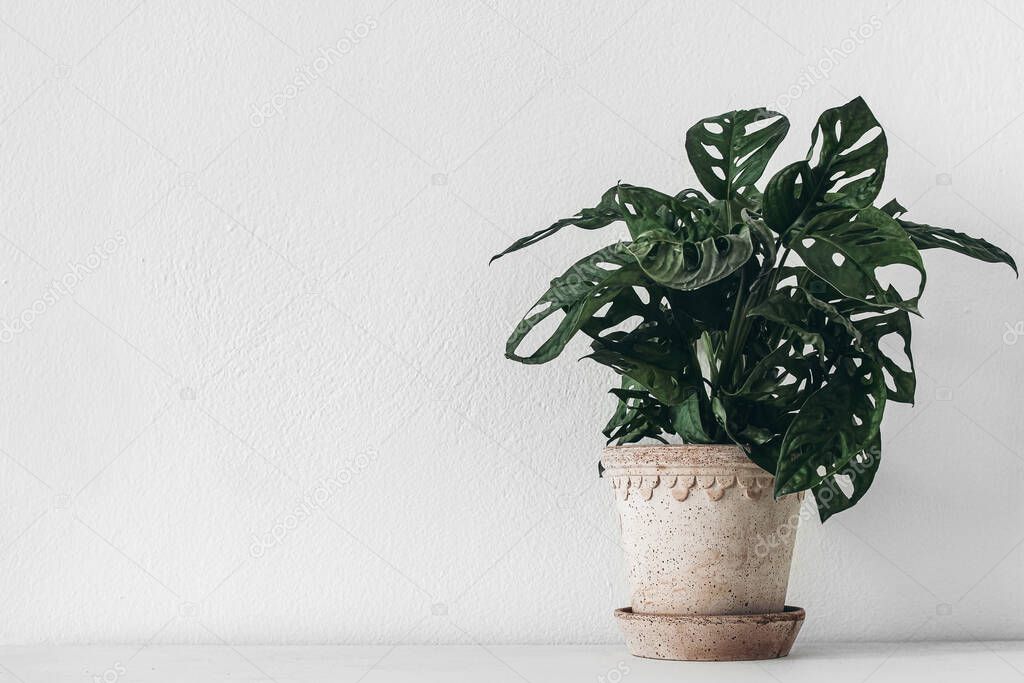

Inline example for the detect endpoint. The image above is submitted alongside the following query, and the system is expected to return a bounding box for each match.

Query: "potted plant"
[491,97,1016,661]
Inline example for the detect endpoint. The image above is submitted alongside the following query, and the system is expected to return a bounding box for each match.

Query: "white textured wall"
[0,0,1023,646]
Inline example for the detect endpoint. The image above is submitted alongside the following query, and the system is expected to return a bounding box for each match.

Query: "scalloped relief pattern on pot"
[610,473,774,502]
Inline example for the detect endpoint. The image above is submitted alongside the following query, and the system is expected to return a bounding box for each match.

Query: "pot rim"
[602,443,765,473]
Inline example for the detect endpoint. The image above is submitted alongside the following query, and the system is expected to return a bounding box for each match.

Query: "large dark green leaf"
[763,97,887,232]
[788,208,925,312]
[685,109,789,201]
[812,433,881,522]
[807,96,887,209]
[627,227,754,291]
[505,244,638,364]
[775,355,887,496]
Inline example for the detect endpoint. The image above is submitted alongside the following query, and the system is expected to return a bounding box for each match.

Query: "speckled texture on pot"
[603,444,802,616]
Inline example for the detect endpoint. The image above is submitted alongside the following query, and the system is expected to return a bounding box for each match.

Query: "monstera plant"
[492,97,1016,521]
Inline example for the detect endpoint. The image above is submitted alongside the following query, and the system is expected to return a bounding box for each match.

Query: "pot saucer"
[614,606,805,661]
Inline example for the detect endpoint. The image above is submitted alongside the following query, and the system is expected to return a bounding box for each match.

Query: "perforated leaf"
[747,286,861,356]
[775,355,887,496]
[854,308,915,404]
[504,244,638,364]
[627,227,754,291]
[685,109,789,201]
[788,208,925,312]
[812,434,881,521]
[491,184,725,263]
[807,96,887,209]
[763,96,887,232]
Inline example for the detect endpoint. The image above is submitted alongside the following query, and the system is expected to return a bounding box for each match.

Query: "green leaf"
[898,218,1018,275]
[491,184,730,263]
[505,244,638,364]
[742,210,777,281]
[807,96,887,209]
[775,355,887,496]
[603,378,673,444]
[685,109,789,201]
[491,186,623,263]
[670,389,716,443]
[763,161,815,234]
[627,227,754,291]
[854,308,916,404]
[763,96,887,232]
[587,323,697,405]
[665,278,738,331]
[879,198,907,217]
[747,286,861,356]
[788,208,926,312]
[616,185,721,241]
[728,340,822,412]
[812,433,881,522]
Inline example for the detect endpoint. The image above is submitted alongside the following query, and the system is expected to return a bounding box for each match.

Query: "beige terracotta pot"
[602,443,804,660]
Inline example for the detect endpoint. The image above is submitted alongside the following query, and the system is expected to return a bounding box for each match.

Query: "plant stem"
[717,268,749,391]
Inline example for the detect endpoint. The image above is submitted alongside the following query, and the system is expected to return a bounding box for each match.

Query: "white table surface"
[2,643,1023,682]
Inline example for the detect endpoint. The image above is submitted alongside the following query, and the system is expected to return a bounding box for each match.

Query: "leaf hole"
[744,115,783,135]
[702,143,724,160]
[873,263,922,298]
[735,147,759,167]
[832,168,877,192]
[516,308,565,356]
[834,473,854,496]
[809,131,825,167]
[703,122,724,134]
[839,126,882,156]
[832,252,846,266]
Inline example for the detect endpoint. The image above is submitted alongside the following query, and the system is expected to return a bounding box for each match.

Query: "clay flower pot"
[602,443,805,661]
